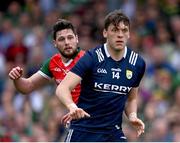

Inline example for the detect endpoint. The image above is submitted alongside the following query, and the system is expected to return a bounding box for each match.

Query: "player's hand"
[129,117,145,137]
[67,103,90,120]
[9,66,23,80]
[69,107,90,120]
[61,113,72,127]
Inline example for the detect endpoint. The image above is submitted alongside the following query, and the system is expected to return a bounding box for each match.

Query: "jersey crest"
[126,69,133,79]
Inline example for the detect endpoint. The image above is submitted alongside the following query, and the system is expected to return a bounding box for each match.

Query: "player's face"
[103,22,130,51]
[54,29,78,58]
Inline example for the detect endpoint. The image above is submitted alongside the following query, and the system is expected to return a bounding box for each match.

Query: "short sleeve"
[39,58,53,78]
[134,58,146,87]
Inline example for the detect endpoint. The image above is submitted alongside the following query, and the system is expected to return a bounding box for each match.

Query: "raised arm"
[56,71,90,120]
[125,87,145,137]
[9,66,50,94]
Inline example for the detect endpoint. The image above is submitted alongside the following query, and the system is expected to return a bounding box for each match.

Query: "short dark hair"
[104,10,130,30]
[52,19,76,40]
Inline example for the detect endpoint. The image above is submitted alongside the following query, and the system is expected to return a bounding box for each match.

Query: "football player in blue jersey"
[56,10,146,142]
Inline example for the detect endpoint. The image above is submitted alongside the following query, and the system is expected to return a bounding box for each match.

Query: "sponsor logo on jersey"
[126,70,133,79]
[54,68,68,74]
[94,82,132,95]
[111,68,122,72]
[54,67,61,72]
[97,68,107,74]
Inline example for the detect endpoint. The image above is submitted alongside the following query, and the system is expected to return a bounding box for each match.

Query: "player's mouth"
[64,46,73,51]
[116,40,124,45]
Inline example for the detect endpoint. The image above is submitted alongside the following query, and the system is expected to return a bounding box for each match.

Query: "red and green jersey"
[38,49,85,104]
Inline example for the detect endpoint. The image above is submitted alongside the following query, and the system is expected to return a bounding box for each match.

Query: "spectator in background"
[5,28,28,71]
[0,19,14,52]
[5,1,22,26]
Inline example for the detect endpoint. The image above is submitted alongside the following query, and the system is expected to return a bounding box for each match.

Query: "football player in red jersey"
[8,19,85,104]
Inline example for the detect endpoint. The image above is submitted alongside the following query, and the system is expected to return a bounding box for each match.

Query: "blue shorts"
[65,128,127,142]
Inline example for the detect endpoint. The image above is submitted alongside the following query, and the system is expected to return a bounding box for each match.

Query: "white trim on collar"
[104,43,127,58]
[104,43,110,57]
[123,45,127,58]
[63,59,73,67]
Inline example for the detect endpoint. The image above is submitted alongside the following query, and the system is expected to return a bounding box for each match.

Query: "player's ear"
[103,29,107,38]
[76,35,79,43]
[127,28,130,39]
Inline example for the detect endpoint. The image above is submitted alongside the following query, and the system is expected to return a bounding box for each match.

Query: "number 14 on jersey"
[112,71,120,79]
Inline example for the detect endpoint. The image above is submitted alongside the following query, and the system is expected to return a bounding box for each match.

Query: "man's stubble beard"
[60,48,78,59]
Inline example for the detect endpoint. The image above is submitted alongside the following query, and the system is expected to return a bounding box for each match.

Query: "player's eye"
[122,28,128,33]
[58,37,65,41]
[67,35,74,40]
[112,28,118,32]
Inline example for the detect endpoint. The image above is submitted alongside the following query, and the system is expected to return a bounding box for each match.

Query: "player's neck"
[61,56,72,63]
[107,45,125,61]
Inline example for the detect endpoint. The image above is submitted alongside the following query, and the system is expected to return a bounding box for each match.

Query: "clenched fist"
[9,66,23,80]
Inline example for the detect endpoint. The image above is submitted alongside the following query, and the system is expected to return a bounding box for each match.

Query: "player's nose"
[117,31,123,38]
[65,38,70,45]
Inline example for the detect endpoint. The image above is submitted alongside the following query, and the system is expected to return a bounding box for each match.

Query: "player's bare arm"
[9,66,50,94]
[125,87,145,137]
[56,71,90,120]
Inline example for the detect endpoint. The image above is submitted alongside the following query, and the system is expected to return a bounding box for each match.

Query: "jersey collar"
[104,43,127,59]
[62,47,81,67]
[63,59,73,67]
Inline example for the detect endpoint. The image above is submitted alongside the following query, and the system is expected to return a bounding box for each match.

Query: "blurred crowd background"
[0,0,179,141]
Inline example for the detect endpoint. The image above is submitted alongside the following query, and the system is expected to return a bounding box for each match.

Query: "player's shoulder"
[47,54,62,65]
[51,53,61,60]
[126,47,145,68]
[91,44,104,53]
[41,54,59,66]
[85,44,105,62]
[72,49,86,64]
[77,49,85,58]
[79,49,85,55]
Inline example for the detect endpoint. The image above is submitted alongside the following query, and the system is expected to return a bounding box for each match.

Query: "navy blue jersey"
[70,44,145,133]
